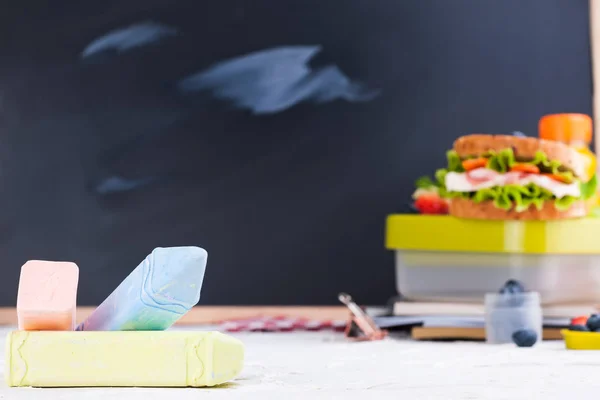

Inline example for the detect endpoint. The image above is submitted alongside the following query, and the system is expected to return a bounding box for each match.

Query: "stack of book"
[373,299,598,340]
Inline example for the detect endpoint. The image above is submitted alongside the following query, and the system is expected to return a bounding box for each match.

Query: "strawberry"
[413,194,449,215]
[571,315,588,326]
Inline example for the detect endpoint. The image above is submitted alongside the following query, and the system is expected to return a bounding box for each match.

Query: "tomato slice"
[542,173,570,184]
[462,158,487,171]
[414,195,449,215]
[510,163,540,174]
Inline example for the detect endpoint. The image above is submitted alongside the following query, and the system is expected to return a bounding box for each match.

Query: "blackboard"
[0,0,591,306]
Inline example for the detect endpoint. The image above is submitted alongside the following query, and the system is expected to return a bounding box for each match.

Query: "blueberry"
[512,329,537,347]
[586,314,600,331]
[569,324,589,332]
[499,279,525,295]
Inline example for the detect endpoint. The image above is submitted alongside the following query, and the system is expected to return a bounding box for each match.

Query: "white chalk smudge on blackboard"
[94,176,156,195]
[81,21,179,59]
[177,46,380,114]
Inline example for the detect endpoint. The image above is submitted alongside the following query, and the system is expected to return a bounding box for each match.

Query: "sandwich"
[417,134,597,220]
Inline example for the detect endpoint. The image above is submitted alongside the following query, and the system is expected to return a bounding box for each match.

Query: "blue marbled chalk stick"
[78,246,207,331]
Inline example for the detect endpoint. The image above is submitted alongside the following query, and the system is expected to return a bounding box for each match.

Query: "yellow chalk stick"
[5,331,244,387]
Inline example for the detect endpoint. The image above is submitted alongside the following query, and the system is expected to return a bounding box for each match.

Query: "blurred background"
[0,0,591,306]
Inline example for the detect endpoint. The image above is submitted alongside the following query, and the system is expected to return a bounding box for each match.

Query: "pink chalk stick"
[17,260,79,331]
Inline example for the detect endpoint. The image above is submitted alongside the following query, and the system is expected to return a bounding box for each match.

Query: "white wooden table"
[0,326,598,399]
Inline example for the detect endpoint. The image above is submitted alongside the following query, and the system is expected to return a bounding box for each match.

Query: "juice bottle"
[538,113,597,205]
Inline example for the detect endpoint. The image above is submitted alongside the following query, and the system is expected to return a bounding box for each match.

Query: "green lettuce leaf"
[484,149,574,183]
[554,195,578,211]
[530,151,564,175]
[469,184,553,212]
[580,173,598,200]
[435,168,448,186]
[415,176,437,189]
[447,150,464,172]
[485,149,515,173]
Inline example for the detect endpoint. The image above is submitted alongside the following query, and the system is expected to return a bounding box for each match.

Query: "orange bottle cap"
[539,113,592,144]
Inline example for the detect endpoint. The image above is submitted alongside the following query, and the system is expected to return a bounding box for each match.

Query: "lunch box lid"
[385,214,600,254]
